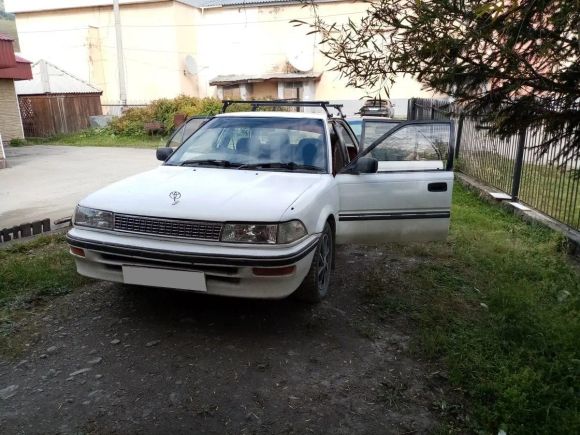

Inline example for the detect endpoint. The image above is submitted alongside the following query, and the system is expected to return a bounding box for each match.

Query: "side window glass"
[363,121,399,148]
[168,126,184,148]
[370,123,450,171]
[347,120,362,142]
[181,118,207,142]
[336,123,359,162]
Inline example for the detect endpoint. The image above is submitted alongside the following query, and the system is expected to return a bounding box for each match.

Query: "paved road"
[0,146,159,229]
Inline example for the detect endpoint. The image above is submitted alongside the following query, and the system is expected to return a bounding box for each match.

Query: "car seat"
[298,138,321,166]
[236,137,249,154]
[258,132,289,161]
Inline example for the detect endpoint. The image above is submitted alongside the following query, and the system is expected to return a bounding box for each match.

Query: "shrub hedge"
[108,96,259,136]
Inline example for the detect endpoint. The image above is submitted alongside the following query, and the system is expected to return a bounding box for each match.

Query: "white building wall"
[8,0,436,106]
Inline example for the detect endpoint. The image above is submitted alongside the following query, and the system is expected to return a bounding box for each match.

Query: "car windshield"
[166,116,328,172]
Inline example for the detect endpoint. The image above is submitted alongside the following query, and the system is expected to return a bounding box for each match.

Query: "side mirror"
[350,157,378,174]
[156,147,174,161]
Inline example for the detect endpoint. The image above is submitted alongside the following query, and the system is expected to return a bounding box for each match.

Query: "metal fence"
[407,98,580,232]
[457,117,580,231]
[407,97,454,121]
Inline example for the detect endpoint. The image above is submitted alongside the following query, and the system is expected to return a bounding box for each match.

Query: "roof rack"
[221,100,345,118]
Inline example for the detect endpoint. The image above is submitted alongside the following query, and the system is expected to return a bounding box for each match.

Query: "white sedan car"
[67,102,454,302]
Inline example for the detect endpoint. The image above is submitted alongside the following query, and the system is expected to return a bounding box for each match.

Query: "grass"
[367,184,579,434]
[14,129,167,148]
[458,152,580,230]
[0,234,90,353]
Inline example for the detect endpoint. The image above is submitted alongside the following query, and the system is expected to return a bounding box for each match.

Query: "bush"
[109,96,227,136]
[108,95,286,136]
[9,138,27,146]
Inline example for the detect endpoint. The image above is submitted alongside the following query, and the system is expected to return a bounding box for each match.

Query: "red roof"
[15,55,31,64]
[0,34,32,80]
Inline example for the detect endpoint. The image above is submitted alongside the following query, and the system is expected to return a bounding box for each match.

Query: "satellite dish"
[184,55,198,75]
[286,45,314,72]
[285,32,315,72]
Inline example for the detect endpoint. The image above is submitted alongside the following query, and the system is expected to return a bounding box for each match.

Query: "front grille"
[114,214,222,241]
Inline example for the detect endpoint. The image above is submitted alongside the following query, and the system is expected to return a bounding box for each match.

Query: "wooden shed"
[15,60,102,138]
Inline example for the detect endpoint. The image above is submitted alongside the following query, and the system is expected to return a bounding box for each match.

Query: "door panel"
[336,171,453,243]
[336,120,454,244]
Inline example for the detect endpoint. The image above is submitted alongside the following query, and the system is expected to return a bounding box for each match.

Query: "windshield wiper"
[238,162,324,172]
[179,159,237,168]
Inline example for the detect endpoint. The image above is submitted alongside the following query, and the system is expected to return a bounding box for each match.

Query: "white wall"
[10,0,436,105]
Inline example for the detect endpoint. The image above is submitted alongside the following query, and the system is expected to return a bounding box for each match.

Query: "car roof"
[215,111,329,120]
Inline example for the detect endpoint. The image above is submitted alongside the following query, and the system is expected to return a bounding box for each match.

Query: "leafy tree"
[297,0,579,165]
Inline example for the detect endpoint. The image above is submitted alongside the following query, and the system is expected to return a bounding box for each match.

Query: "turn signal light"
[252,266,296,276]
[69,246,85,257]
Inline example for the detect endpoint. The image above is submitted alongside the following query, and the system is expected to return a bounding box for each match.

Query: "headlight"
[221,220,307,244]
[73,206,114,230]
[221,223,278,244]
[277,220,307,244]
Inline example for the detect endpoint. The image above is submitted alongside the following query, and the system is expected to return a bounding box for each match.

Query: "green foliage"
[0,234,89,316]
[107,95,289,136]
[109,106,153,136]
[372,185,580,434]
[109,95,225,135]
[9,138,27,146]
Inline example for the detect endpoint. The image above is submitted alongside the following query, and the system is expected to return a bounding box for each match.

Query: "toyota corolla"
[67,101,454,302]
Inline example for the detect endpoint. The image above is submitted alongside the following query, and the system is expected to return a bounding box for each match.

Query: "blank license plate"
[122,266,207,292]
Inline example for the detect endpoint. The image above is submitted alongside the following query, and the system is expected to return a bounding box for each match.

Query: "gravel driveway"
[0,245,454,434]
[0,146,158,229]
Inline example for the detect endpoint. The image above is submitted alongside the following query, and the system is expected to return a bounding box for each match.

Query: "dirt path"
[0,246,451,434]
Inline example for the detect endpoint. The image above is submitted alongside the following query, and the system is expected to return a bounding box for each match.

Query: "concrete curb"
[0,225,71,250]
[456,173,580,256]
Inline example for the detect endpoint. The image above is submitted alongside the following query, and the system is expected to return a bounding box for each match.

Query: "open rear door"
[336,120,454,244]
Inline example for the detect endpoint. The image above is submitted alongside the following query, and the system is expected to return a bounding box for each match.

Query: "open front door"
[336,120,454,244]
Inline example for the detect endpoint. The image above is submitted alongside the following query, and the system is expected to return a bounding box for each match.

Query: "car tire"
[294,222,333,303]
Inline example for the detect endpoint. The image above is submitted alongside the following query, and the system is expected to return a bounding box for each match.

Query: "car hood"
[80,166,326,222]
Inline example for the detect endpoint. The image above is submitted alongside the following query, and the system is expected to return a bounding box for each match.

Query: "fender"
[279,176,339,234]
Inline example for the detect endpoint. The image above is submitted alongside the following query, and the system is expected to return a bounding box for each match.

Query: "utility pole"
[113,0,127,106]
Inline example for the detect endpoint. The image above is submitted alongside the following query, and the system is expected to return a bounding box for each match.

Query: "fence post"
[454,113,465,159]
[511,129,527,201]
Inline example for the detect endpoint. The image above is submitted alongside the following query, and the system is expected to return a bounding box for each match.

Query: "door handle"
[428,182,448,192]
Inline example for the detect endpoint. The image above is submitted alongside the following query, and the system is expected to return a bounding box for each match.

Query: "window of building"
[283,81,302,100]
[223,85,241,99]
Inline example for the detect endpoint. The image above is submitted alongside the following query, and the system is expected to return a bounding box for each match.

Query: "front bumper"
[66,227,319,299]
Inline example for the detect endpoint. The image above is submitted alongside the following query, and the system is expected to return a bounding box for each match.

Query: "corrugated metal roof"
[179,0,301,7]
[210,71,321,85]
[6,1,304,13]
[15,59,102,95]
